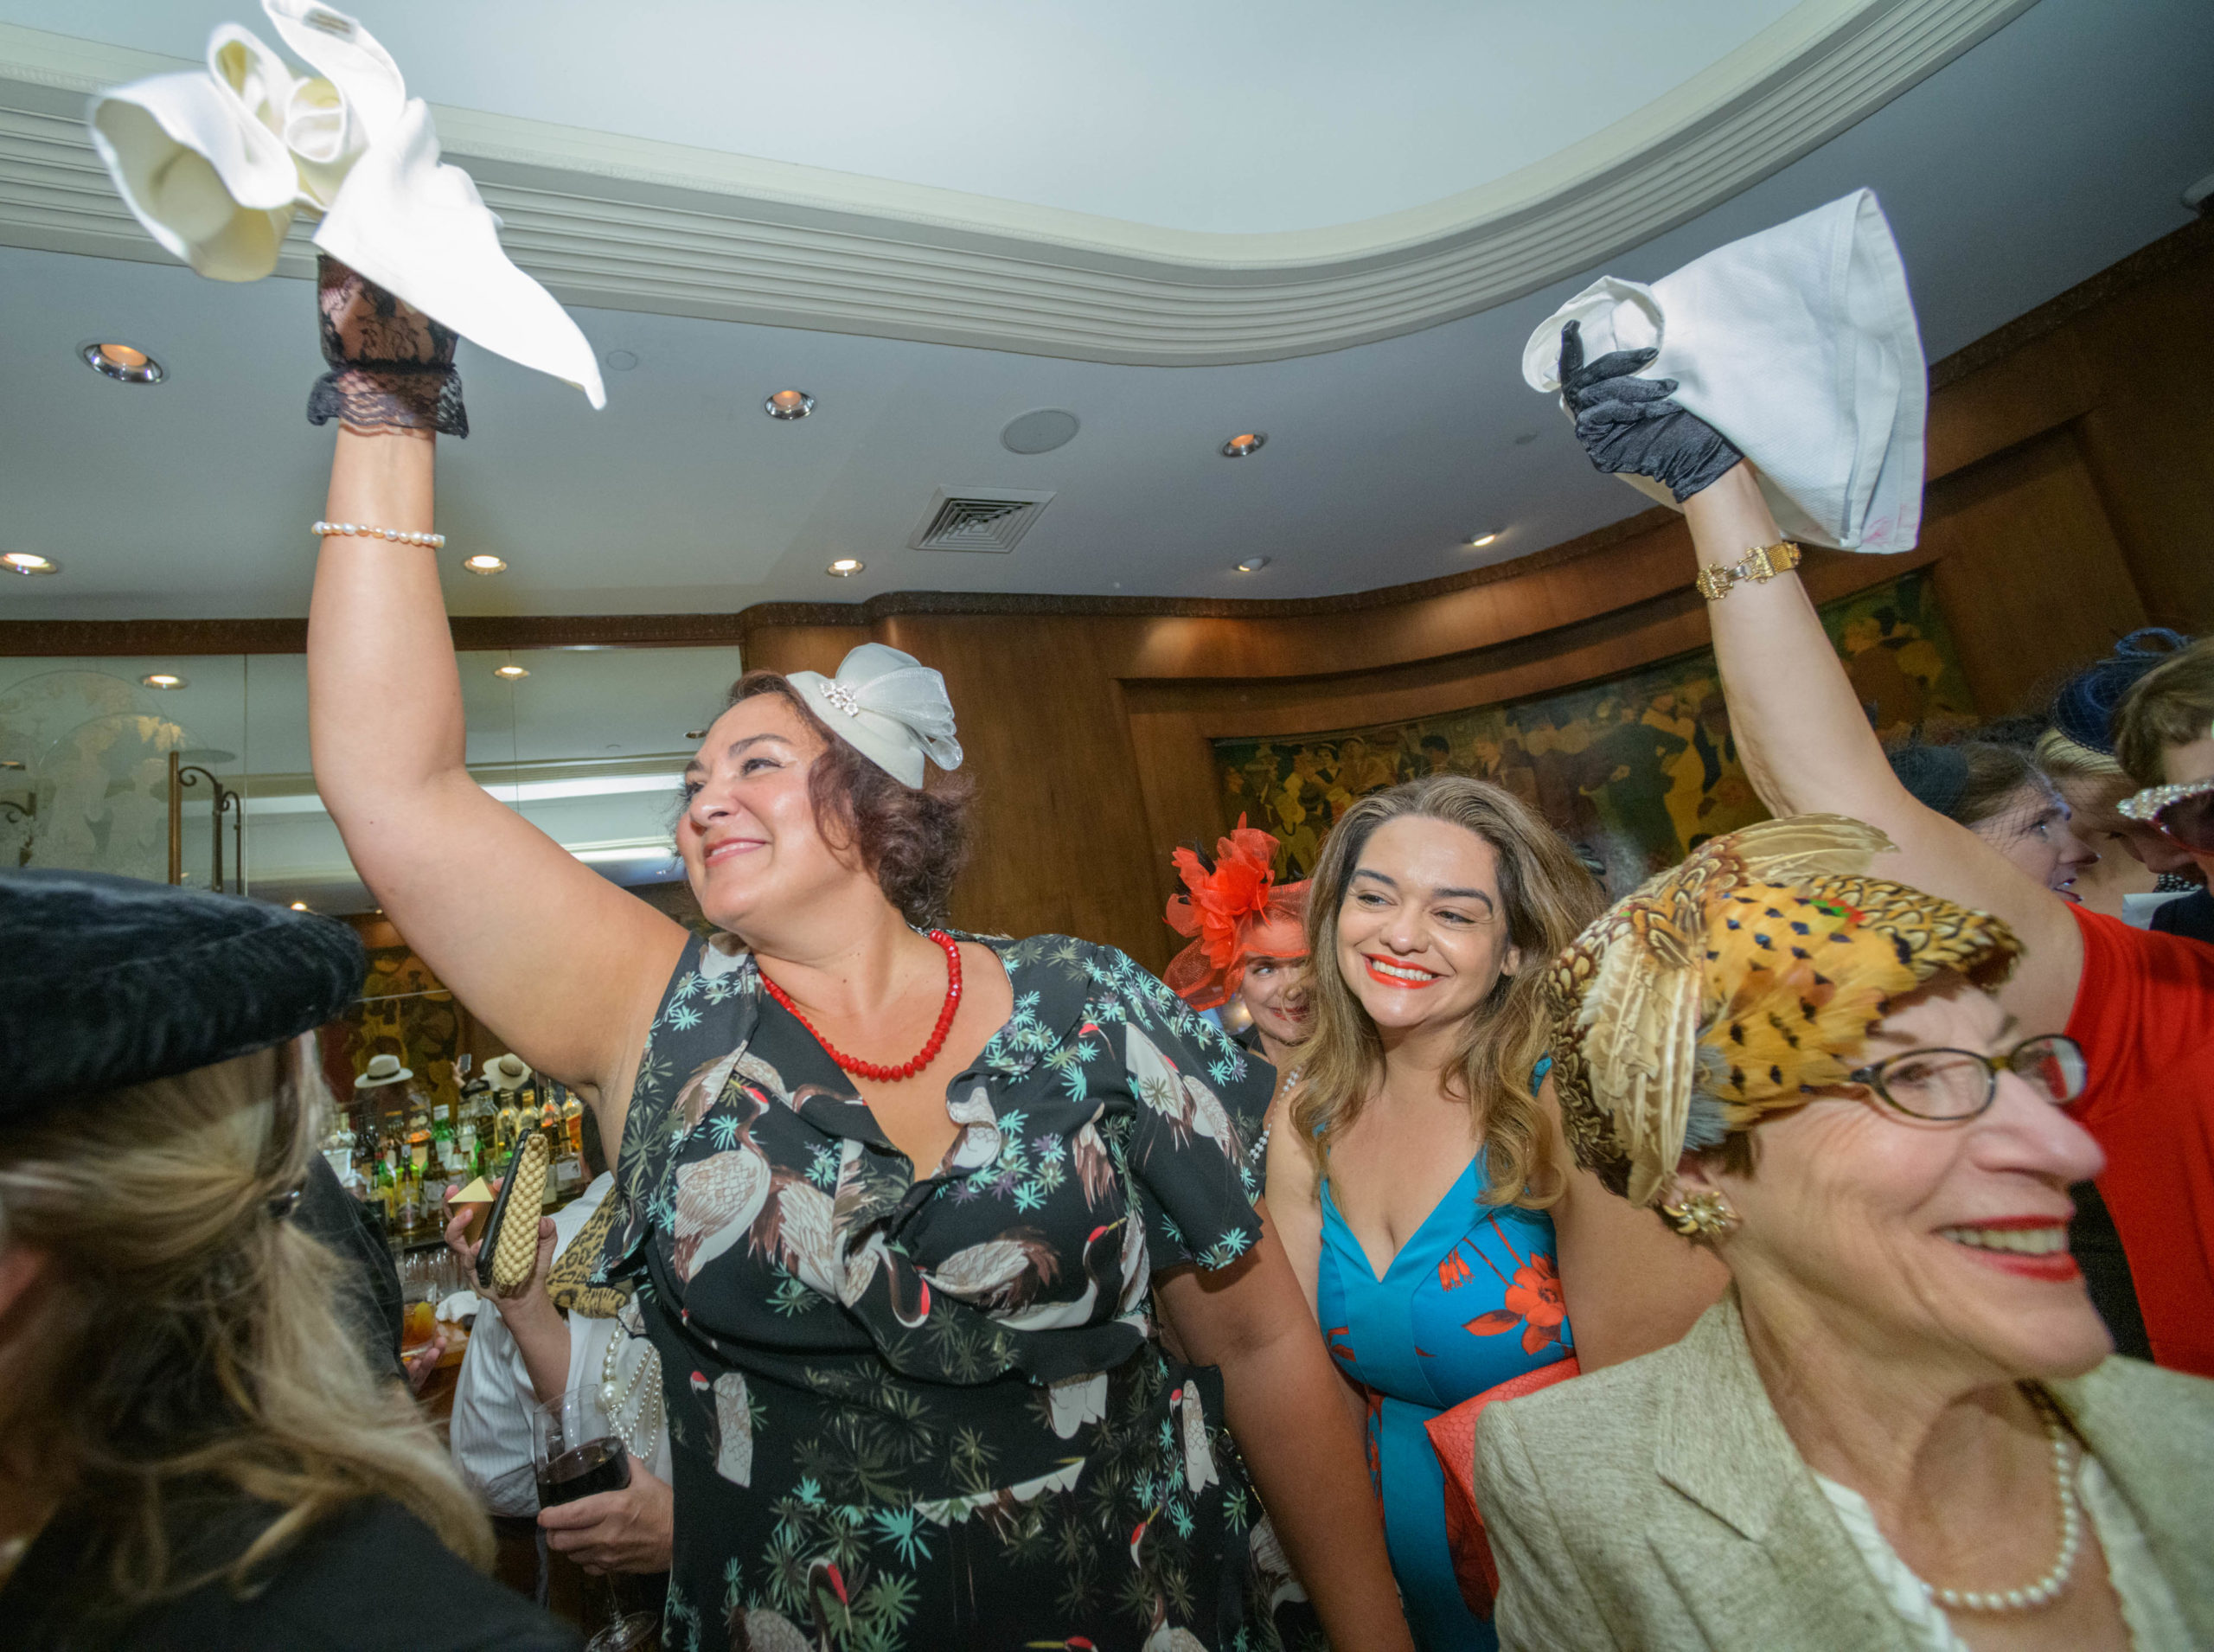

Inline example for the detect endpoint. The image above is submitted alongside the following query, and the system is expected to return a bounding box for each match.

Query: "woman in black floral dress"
[304,266,1412,1652]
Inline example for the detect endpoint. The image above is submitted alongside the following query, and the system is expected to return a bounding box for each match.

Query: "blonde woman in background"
[0,871,577,1652]
[1265,777,1724,1651]
[2039,630,2205,929]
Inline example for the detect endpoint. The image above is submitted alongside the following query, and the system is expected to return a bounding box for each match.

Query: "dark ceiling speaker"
[1000,409,1080,455]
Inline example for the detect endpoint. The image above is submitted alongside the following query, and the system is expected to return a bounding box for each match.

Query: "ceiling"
[0,0,2210,626]
[3,0,1815,235]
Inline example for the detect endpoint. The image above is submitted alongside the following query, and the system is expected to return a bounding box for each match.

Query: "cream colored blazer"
[1473,1293,2214,1651]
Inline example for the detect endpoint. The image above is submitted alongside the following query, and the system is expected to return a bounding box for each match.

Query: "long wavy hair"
[1288,778,1602,1207]
[0,1036,490,1608]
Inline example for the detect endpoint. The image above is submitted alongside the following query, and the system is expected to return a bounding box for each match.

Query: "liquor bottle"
[406,1097,432,1180]
[372,1151,397,1233]
[432,1102,458,1178]
[453,1098,480,1178]
[493,1098,519,1159]
[397,1164,421,1239]
[562,1093,585,1164]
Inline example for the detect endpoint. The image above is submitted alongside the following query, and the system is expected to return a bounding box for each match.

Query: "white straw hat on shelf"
[355,1051,412,1090]
[484,1053,534,1092]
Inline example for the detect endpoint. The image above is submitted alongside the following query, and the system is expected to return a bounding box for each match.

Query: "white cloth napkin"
[86,0,605,410]
[437,1288,481,1323]
[1523,189,1923,552]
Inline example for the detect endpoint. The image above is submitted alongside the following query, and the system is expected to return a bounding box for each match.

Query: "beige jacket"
[1474,1293,2214,1651]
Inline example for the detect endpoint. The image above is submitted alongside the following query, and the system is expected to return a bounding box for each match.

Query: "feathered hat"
[1545,816,2020,1207]
[1163,816,1309,1012]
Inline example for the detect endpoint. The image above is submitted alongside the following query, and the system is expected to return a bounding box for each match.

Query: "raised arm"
[1683,468,2081,1028]
[305,262,684,1130]
[1554,324,2083,1032]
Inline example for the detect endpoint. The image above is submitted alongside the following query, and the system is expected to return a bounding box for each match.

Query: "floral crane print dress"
[596,932,1310,1652]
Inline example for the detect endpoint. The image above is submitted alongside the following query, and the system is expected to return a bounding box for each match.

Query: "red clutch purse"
[1422,1357,1580,1618]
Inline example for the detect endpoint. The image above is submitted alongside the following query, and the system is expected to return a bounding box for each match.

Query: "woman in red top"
[1549,321,2214,1378]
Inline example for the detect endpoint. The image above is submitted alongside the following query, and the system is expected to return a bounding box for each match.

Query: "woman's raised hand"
[307,254,467,437]
[1556,319,1742,503]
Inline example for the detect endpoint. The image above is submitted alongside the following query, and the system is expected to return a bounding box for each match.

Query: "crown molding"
[0,0,2032,365]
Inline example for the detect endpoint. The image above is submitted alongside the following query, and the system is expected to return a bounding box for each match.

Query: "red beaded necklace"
[757,929,964,1083]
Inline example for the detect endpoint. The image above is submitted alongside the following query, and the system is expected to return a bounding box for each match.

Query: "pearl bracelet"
[312,520,446,550]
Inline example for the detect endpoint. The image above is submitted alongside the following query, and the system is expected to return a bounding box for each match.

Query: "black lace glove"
[307,254,468,438]
[1557,318,1738,503]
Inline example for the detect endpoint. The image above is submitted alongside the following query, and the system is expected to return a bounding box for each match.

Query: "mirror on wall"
[0,644,744,911]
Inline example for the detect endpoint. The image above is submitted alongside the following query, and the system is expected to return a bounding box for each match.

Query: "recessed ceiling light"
[462,554,508,574]
[141,672,187,689]
[685,728,709,741]
[603,349,639,371]
[1466,530,1501,548]
[765,389,816,420]
[81,341,164,384]
[3,551,58,576]
[289,900,310,911]
[494,663,529,680]
[1234,556,1270,573]
[827,558,863,576]
[1220,432,1267,458]
[0,759,25,771]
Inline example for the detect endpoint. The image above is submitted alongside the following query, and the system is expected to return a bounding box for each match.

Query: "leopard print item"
[1546,821,2020,1201]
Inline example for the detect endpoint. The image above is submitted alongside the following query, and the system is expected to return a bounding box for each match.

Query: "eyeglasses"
[2118,778,2214,853]
[1847,1034,2087,1122]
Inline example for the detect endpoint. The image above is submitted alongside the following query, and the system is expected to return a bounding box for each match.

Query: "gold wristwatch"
[1694,539,1801,601]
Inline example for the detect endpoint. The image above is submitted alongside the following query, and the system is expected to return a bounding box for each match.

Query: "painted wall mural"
[1212,569,1973,893]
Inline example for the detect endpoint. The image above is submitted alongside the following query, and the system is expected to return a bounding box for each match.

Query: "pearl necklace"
[598,1330,663,1462]
[1923,1393,2082,1615]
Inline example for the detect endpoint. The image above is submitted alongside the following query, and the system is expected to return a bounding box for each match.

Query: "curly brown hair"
[727,670,973,926]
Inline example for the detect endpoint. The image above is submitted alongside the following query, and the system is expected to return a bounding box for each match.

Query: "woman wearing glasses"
[1473,820,2214,1652]
[1549,325,2214,1380]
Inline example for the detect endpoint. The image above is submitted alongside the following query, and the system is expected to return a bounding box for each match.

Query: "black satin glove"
[1557,318,1738,503]
[307,253,468,438]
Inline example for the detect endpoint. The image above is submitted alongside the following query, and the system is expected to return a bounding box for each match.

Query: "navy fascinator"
[2050,629,2192,756]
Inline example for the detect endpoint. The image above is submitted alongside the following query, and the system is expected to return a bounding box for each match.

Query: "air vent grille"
[907,488,1054,554]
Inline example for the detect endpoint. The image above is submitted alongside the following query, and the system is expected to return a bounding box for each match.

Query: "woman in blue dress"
[1267,778,1726,1651]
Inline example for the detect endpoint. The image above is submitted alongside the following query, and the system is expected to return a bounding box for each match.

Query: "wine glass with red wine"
[531,1387,661,1652]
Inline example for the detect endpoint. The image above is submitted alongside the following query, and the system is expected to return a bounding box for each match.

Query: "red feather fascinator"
[1163,816,1309,1011]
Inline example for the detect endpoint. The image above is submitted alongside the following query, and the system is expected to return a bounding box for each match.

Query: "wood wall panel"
[1921,428,2147,714]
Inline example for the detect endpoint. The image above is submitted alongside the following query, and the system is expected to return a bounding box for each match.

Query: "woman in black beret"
[0,871,578,1652]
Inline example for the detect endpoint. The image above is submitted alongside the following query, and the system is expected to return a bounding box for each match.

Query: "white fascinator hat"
[1521,189,1924,553]
[786,644,963,791]
[86,0,605,410]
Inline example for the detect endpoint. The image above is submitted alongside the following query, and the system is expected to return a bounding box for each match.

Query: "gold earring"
[1660,1188,1738,1240]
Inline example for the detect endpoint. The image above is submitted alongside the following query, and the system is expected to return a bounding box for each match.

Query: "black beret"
[0,870,366,1118]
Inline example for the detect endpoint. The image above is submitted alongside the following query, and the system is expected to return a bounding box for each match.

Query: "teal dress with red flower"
[1315,1081,1571,1652]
